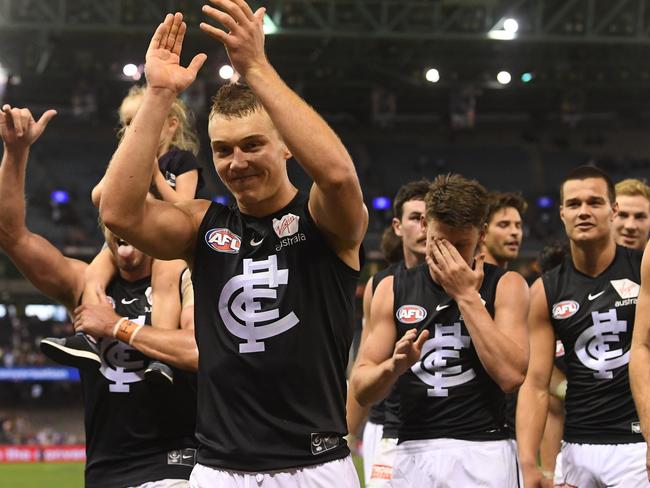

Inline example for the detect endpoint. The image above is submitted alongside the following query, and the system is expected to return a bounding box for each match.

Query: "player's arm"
[81,247,117,305]
[351,277,429,406]
[200,1,368,269]
[630,240,650,478]
[346,276,374,436]
[73,288,198,371]
[153,167,199,203]
[99,14,207,262]
[516,278,556,488]
[429,239,529,392]
[0,105,85,312]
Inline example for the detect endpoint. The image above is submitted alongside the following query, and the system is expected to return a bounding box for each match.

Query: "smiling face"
[208,109,293,210]
[613,194,650,250]
[560,177,616,245]
[483,206,523,264]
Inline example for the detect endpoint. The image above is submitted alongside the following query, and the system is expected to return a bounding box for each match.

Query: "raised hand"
[145,13,207,95]
[391,328,430,377]
[0,105,56,154]
[200,0,267,77]
[426,238,484,301]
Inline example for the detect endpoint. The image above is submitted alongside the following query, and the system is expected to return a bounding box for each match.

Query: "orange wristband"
[115,319,141,345]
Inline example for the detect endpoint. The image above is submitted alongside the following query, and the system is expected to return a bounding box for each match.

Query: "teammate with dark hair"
[352,174,529,487]
[518,165,647,487]
[347,179,429,486]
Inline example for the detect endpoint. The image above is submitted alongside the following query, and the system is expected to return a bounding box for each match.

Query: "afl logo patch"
[205,228,241,254]
[396,305,427,324]
[552,300,579,320]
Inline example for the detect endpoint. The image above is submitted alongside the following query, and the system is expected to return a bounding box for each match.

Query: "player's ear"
[392,217,402,237]
[611,201,619,221]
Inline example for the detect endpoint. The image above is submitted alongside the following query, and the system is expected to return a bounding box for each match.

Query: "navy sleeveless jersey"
[393,263,508,442]
[368,262,404,427]
[542,245,643,444]
[82,275,198,488]
[192,192,360,471]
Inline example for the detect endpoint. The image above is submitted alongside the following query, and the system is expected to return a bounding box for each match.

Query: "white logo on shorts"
[98,315,146,393]
[575,308,629,379]
[219,255,300,353]
[411,322,475,397]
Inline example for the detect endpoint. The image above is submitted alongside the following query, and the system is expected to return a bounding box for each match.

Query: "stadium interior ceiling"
[3,0,650,295]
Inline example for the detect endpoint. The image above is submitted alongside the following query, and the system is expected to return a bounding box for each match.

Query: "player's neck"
[570,236,616,277]
[237,182,298,218]
[404,249,425,269]
[483,252,507,269]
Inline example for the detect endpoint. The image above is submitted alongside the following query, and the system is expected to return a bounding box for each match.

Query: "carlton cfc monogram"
[218,254,300,353]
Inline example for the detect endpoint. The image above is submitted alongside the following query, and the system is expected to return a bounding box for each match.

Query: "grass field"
[0,457,365,487]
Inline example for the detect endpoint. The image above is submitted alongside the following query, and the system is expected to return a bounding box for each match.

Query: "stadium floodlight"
[212,195,229,204]
[122,63,138,78]
[503,18,519,34]
[219,64,235,80]
[372,197,391,210]
[425,68,440,83]
[521,72,533,83]
[497,71,512,85]
[263,14,278,35]
[50,190,70,205]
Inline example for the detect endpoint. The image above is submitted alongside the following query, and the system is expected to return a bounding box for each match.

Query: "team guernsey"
[542,245,643,444]
[393,262,508,442]
[82,276,198,488]
[368,261,404,431]
[192,192,359,471]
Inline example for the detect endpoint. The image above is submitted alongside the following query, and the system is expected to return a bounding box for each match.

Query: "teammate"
[346,179,428,486]
[517,166,647,487]
[351,174,529,487]
[614,178,650,251]
[481,191,527,269]
[0,105,199,487]
[98,7,366,486]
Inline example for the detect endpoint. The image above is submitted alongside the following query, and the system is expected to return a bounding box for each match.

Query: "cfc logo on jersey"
[205,228,241,254]
[552,300,579,320]
[396,305,427,324]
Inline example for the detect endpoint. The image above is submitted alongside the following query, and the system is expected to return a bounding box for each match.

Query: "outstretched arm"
[99,13,207,262]
[516,278,556,488]
[0,105,85,312]
[630,241,650,480]
[201,0,367,268]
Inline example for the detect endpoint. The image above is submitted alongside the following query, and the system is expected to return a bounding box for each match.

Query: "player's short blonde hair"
[615,178,650,202]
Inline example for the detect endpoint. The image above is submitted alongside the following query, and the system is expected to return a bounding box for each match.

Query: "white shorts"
[553,442,649,487]
[362,421,384,484]
[507,438,523,487]
[367,437,398,488]
[189,456,360,488]
[130,480,189,488]
[389,438,519,488]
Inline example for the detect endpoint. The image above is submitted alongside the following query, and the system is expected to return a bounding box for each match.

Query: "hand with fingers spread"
[426,238,484,301]
[391,327,430,377]
[200,0,268,77]
[145,12,207,95]
[72,286,121,338]
[0,105,57,155]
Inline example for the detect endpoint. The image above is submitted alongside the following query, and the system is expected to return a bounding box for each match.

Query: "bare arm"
[99,13,207,261]
[0,105,84,312]
[346,276,374,436]
[82,247,117,305]
[516,278,556,488]
[153,167,199,203]
[351,277,429,406]
[201,1,367,268]
[429,240,529,392]
[630,240,650,478]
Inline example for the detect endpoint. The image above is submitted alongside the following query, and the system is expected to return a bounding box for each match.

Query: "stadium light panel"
[122,63,138,77]
[219,65,234,80]
[497,71,512,85]
[50,190,70,205]
[503,18,519,34]
[425,68,440,83]
[372,197,391,210]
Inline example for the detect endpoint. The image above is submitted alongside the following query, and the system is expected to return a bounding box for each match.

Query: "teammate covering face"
[98,6,366,487]
[351,174,529,488]
[517,166,647,487]
[614,179,650,251]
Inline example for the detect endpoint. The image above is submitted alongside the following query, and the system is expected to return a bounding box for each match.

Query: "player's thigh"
[603,443,649,487]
